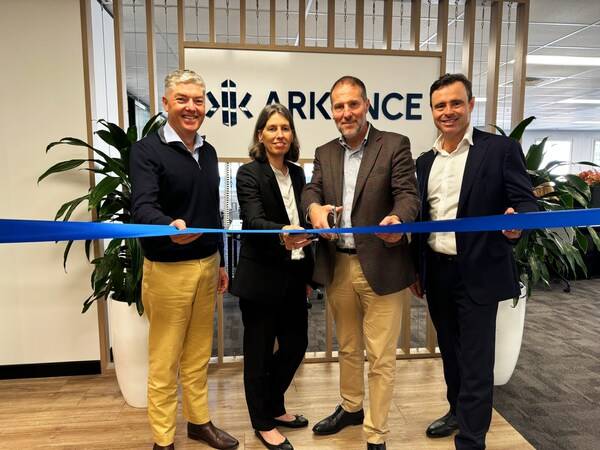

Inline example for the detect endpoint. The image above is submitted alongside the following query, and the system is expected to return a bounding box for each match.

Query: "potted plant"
[39,114,165,407]
[578,170,600,208]
[492,116,600,385]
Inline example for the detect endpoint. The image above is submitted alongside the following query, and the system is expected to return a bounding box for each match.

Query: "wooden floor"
[0,359,532,449]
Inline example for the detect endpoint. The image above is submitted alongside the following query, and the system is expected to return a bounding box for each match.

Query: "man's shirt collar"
[163,121,204,151]
[433,124,474,154]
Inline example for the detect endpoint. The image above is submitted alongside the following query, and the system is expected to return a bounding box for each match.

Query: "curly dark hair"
[249,103,300,163]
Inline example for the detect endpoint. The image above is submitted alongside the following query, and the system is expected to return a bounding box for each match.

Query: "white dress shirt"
[427,125,474,255]
[271,164,304,260]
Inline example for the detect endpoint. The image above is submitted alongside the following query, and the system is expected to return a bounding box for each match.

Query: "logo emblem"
[206,80,253,126]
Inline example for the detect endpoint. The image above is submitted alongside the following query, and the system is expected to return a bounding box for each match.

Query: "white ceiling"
[115,0,600,131]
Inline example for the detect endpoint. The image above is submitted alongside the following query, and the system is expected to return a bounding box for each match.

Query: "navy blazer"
[414,128,538,304]
[230,160,314,302]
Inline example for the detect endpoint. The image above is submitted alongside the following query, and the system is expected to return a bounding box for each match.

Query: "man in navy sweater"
[131,69,238,450]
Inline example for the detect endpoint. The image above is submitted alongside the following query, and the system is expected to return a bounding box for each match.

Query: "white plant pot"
[109,300,149,408]
[493,284,527,386]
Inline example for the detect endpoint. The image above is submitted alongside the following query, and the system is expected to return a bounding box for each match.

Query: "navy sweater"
[130,128,224,264]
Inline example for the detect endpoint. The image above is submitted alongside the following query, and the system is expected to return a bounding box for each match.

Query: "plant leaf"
[38,159,92,183]
[88,177,121,209]
[54,195,88,221]
[142,113,166,137]
[525,137,547,171]
[588,227,600,251]
[85,239,93,261]
[46,137,98,153]
[62,240,74,270]
[97,119,130,150]
[491,124,507,136]
[509,116,535,141]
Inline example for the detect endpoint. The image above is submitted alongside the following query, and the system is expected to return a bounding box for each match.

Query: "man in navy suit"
[411,73,537,450]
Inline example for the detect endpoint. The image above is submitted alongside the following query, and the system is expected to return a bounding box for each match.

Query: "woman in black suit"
[230,104,314,450]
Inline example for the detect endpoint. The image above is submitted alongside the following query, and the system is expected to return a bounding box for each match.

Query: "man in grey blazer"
[301,76,419,450]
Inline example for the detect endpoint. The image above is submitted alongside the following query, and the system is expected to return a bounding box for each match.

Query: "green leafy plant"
[495,116,600,294]
[38,115,165,314]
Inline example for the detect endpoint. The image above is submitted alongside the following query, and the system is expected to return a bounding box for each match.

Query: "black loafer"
[273,414,309,428]
[426,411,459,438]
[312,405,364,435]
[367,443,386,450]
[254,430,294,450]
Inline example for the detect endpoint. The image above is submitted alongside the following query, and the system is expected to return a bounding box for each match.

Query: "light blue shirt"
[338,124,371,249]
[163,121,204,163]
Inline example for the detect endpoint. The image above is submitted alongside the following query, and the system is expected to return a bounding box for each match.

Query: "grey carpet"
[494,278,600,450]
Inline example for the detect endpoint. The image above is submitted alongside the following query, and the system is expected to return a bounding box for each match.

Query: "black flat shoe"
[426,411,459,438]
[312,405,364,435]
[254,430,294,450]
[367,443,386,450]
[273,415,309,428]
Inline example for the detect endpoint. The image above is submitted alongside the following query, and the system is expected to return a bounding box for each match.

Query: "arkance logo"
[206,79,253,127]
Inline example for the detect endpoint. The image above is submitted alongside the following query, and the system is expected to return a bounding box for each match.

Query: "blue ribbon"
[2,209,600,244]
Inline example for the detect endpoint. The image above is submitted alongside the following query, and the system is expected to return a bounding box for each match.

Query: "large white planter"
[109,300,149,408]
[493,284,527,386]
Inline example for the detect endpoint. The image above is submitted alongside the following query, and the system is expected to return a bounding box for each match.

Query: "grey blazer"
[301,126,420,295]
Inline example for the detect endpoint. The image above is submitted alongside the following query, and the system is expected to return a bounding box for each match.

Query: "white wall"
[522,130,600,173]
[0,0,100,365]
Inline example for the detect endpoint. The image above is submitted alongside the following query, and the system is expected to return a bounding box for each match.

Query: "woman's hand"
[281,225,313,251]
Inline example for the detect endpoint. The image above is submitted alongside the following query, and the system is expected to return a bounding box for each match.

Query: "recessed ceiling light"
[557,99,600,104]
[526,55,600,66]
[573,121,600,125]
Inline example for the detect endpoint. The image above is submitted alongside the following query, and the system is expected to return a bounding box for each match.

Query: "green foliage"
[39,114,166,314]
[502,116,600,295]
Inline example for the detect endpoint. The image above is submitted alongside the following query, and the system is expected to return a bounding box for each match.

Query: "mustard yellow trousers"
[142,252,219,446]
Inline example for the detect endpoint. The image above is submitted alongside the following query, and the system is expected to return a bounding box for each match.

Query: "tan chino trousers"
[327,253,409,444]
[142,252,219,446]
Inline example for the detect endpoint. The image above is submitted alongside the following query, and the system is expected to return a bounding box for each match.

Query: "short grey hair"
[164,69,205,93]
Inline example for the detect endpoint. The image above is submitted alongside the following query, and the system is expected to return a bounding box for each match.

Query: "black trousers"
[239,276,308,431]
[425,251,499,450]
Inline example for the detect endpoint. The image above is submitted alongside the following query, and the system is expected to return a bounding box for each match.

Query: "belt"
[336,247,357,255]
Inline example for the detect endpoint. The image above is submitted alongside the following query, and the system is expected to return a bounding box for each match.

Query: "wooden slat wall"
[485,0,504,132]
[462,0,476,80]
[511,0,530,129]
[145,0,158,115]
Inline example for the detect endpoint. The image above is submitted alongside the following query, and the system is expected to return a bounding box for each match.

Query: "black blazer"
[230,160,314,302]
[414,128,538,304]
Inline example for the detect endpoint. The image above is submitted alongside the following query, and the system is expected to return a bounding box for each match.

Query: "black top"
[229,160,314,301]
[130,127,224,264]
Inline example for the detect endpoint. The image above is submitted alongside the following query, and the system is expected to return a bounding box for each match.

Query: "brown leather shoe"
[152,444,174,450]
[187,421,239,449]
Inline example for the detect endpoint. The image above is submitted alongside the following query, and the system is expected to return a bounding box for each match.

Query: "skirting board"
[0,360,101,380]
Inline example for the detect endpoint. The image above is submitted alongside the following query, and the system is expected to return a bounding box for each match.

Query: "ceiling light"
[526,55,600,66]
[573,121,600,125]
[557,99,600,104]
